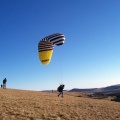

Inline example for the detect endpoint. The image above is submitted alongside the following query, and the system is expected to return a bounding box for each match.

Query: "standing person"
[3,78,7,89]
[52,89,53,93]
[57,84,65,97]
[1,84,2,88]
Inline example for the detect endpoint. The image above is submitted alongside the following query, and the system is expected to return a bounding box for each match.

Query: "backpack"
[57,85,64,92]
[57,85,61,92]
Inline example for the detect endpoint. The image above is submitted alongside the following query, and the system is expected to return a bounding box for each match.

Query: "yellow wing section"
[38,50,53,65]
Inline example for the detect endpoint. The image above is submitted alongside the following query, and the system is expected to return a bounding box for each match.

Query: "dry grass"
[0,88,120,120]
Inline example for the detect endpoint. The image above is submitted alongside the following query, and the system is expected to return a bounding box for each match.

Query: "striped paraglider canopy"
[38,33,65,65]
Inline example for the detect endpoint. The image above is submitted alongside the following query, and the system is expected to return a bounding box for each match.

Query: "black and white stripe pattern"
[41,33,65,46]
[38,41,54,52]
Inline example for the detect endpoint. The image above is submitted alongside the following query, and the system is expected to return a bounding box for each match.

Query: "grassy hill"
[0,88,120,120]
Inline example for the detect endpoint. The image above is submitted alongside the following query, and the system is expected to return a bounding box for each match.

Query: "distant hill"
[69,84,120,93]
[68,88,97,93]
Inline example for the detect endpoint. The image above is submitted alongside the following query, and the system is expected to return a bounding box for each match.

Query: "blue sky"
[0,0,120,91]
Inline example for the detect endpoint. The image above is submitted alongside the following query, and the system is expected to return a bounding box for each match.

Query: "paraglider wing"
[38,33,65,65]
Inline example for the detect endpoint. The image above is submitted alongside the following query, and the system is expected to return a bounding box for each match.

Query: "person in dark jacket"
[3,78,7,89]
[57,84,65,97]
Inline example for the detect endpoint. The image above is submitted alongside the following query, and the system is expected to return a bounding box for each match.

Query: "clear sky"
[0,0,120,91]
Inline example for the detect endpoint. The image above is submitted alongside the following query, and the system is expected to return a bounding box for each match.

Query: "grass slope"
[0,88,120,120]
